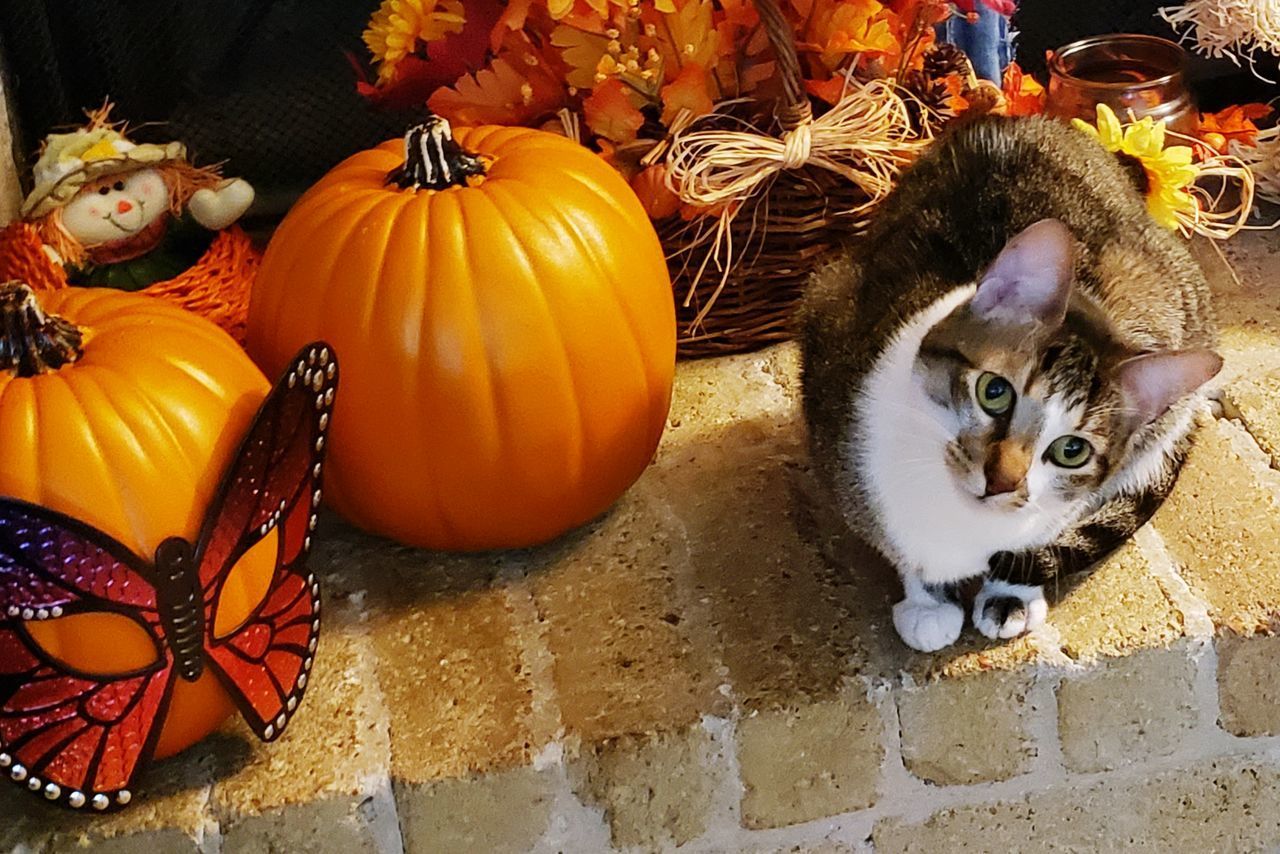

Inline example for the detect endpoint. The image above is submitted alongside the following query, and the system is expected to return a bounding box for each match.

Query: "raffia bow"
[663,78,925,212]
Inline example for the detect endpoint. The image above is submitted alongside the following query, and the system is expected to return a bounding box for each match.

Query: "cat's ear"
[971,219,1074,326]
[1116,348,1223,425]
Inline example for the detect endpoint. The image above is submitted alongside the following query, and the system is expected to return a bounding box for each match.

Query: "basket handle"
[752,0,813,132]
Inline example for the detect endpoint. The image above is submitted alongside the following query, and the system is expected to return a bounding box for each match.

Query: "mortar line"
[1134,525,1215,639]
[1022,670,1068,781]
[496,564,622,854]
[197,784,222,854]
[497,560,567,762]
[1221,416,1280,498]
[1190,637,1224,736]
[1217,389,1280,472]
[345,595,407,854]
[643,466,747,844]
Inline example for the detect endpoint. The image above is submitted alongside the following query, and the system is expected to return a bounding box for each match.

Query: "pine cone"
[922,43,972,81]
[902,69,953,115]
[901,69,955,132]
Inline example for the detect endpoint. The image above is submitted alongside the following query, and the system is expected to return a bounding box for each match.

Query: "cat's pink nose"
[984,440,1030,497]
[984,472,1020,496]
[117,199,133,214]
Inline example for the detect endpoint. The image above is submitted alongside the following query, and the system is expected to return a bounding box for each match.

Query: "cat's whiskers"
[862,396,954,442]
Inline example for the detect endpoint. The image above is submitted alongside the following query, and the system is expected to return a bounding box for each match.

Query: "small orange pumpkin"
[248,118,675,550]
[0,281,273,758]
[630,164,681,220]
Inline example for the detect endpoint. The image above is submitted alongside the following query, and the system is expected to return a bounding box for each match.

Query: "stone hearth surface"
[4,233,1280,852]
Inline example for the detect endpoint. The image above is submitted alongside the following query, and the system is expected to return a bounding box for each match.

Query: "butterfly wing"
[196,342,336,740]
[0,501,172,811]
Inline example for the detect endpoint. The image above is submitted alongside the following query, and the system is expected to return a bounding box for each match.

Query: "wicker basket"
[662,0,892,359]
[0,221,259,344]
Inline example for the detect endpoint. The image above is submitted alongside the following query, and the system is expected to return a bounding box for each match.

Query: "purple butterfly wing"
[0,502,159,619]
[0,501,173,811]
[195,342,335,740]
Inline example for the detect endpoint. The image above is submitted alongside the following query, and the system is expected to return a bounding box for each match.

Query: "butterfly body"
[0,343,338,811]
[153,537,204,682]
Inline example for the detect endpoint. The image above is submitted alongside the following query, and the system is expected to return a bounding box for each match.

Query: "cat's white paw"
[973,579,1047,640]
[893,596,964,652]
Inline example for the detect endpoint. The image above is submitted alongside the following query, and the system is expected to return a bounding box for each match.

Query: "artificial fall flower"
[1072,103,1199,230]
[365,0,466,85]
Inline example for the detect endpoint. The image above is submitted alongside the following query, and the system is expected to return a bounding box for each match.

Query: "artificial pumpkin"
[248,117,675,551]
[0,281,273,759]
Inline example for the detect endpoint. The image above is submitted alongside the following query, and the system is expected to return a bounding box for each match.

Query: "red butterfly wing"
[0,503,172,812]
[197,343,336,740]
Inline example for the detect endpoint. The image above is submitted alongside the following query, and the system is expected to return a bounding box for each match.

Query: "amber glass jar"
[1045,34,1197,136]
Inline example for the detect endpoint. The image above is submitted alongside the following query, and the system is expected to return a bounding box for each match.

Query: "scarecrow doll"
[21,105,254,290]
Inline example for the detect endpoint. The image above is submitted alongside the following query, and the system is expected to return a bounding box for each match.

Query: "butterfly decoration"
[0,342,339,812]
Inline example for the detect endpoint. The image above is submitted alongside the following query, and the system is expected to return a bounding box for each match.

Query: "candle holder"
[1045,34,1197,137]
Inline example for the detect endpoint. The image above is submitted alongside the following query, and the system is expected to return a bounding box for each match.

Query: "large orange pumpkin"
[248,118,675,550]
[0,281,273,759]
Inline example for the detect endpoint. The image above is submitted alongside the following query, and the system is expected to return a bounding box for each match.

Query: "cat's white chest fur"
[853,285,1055,585]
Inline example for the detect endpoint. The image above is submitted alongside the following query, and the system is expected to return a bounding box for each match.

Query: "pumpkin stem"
[386,114,487,191]
[0,281,84,377]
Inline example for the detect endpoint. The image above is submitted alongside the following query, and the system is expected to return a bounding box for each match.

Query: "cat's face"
[913,219,1220,521]
[920,318,1126,520]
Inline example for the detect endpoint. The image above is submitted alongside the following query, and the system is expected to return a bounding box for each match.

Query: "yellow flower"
[1072,103,1199,230]
[364,0,466,85]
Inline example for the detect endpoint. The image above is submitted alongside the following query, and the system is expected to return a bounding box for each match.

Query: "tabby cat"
[799,115,1222,651]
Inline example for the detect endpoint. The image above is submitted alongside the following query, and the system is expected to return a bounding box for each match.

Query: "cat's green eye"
[1047,435,1094,468]
[975,372,1015,416]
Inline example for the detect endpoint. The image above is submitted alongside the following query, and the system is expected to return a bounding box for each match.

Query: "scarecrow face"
[62,168,167,246]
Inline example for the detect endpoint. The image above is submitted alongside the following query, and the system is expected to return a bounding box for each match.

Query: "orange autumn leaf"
[1198,103,1273,150]
[1001,61,1045,116]
[428,47,566,126]
[583,78,646,144]
[736,57,777,93]
[887,0,950,26]
[804,0,899,69]
[805,76,849,105]
[881,0,947,71]
[661,63,715,125]
[644,0,720,83]
[942,72,969,114]
[719,0,760,31]
[547,0,653,22]
[713,0,767,94]
[551,24,613,90]
[492,0,537,50]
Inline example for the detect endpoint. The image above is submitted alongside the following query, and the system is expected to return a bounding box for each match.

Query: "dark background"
[1,0,1274,222]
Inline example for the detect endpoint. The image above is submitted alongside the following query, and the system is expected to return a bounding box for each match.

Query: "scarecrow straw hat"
[21,123,186,221]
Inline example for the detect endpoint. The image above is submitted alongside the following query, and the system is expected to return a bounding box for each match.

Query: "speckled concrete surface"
[2,233,1280,851]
